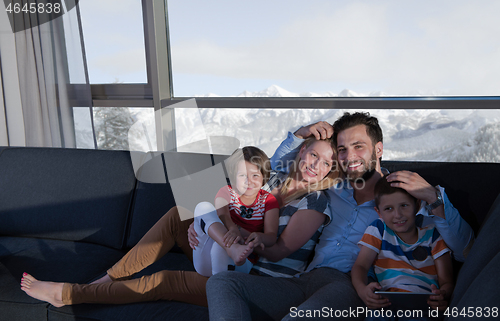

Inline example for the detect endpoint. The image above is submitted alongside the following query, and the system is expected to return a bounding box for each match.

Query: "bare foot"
[20,273,65,307]
[226,242,254,266]
[90,274,112,284]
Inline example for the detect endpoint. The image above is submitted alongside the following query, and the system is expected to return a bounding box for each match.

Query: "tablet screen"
[374,291,431,311]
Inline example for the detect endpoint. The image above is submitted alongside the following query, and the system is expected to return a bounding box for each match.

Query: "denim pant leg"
[207,271,307,321]
[282,267,365,321]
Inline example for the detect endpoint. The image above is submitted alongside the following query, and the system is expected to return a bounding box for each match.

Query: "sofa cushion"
[448,193,500,307]
[0,236,125,321]
[126,153,176,248]
[47,252,209,321]
[0,147,136,249]
[445,252,500,320]
[126,152,227,248]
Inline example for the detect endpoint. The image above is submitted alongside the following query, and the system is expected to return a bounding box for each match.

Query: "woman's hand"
[187,222,198,250]
[357,282,391,310]
[223,226,243,247]
[245,232,265,250]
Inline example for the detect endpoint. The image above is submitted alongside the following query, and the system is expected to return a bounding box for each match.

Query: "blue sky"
[79,0,500,97]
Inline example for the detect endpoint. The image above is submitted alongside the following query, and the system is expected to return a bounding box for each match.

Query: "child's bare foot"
[226,242,254,266]
[90,274,112,284]
[20,273,65,307]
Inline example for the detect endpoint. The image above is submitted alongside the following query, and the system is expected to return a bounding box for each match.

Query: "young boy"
[351,175,454,317]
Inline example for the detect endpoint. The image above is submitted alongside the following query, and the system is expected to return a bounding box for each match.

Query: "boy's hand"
[357,282,391,310]
[428,284,449,311]
[245,232,265,250]
[223,226,243,247]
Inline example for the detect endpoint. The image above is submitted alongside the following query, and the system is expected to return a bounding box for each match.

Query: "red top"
[215,185,279,233]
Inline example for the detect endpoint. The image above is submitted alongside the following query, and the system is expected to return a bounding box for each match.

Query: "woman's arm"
[253,208,325,262]
[245,208,279,248]
[428,252,454,311]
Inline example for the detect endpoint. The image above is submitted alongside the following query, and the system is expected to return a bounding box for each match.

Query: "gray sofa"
[0,146,499,320]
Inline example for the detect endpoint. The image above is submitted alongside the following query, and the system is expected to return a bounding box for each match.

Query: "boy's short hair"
[225,146,271,184]
[374,174,419,210]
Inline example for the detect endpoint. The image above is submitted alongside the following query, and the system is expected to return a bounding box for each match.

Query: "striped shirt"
[216,185,279,233]
[359,218,450,293]
[251,190,332,278]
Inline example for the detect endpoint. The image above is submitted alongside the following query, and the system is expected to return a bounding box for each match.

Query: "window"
[174,107,500,162]
[75,0,500,164]
[168,0,500,97]
[79,0,147,84]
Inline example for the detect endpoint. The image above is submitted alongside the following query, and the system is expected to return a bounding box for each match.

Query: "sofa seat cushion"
[47,252,209,321]
[0,236,125,320]
[445,252,500,320]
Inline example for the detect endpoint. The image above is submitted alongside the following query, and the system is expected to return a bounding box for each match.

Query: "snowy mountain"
[74,86,500,163]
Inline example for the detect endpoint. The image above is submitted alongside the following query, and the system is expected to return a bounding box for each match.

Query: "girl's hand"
[223,226,243,247]
[245,232,265,250]
[428,284,449,311]
[358,282,391,310]
[187,222,199,250]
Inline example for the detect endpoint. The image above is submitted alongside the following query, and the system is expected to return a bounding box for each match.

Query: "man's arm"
[423,187,474,261]
[270,121,334,172]
[269,131,304,173]
[386,171,474,262]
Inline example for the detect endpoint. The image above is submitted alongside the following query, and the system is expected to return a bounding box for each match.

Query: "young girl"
[193,146,280,276]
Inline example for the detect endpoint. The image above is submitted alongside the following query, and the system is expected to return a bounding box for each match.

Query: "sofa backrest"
[0,147,136,249]
[125,151,229,248]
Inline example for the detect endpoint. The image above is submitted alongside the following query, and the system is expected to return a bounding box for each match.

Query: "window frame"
[88,0,500,153]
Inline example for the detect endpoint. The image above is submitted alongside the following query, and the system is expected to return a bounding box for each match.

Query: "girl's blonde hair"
[280,137,340,205]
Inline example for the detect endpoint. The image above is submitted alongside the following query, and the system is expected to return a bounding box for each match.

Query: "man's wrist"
[293,127,306,139]
[425,188,443,213]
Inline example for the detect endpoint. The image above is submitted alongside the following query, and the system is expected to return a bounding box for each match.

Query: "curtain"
[0,0,95,148]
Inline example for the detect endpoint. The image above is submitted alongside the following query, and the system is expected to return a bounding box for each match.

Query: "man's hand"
[294,121,333,140]
[357,282,391,310]
[188,222,199,250]
[427,284,449,311]
[386,171,438,205]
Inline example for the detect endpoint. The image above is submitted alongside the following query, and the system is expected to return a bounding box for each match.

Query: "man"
[206,112,474,321]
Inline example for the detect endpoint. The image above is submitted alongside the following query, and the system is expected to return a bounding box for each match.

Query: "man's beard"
[345,150,378,182]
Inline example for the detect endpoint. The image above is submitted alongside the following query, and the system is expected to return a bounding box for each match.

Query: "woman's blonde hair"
[280,137,340,204]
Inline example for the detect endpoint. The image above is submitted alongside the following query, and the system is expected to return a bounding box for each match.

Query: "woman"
[20,137,339,308]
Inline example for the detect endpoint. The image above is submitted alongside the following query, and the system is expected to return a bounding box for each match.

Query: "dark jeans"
[207,267,365,321]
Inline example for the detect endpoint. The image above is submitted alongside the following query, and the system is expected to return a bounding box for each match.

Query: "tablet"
[374,291,431,311]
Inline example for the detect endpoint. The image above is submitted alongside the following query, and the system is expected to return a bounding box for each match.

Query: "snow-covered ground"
[74,86,500,163]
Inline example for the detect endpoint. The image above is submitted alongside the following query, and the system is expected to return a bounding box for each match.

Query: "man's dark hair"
[374,175,419,210]
[332,112,383,149]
